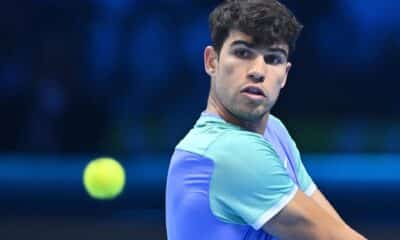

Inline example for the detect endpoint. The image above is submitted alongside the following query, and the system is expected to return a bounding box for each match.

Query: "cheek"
[266,84,280,99]
[266,71,286,97]
[216,61,240,93]
[273,68,287,86]
[220,61,236,80]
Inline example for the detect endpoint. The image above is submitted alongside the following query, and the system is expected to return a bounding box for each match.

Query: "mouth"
[240,86,266,99]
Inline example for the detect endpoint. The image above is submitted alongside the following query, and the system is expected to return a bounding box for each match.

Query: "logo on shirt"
[283,156,288,169]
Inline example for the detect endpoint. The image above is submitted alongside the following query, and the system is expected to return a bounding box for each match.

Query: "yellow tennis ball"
[83,157,126,200]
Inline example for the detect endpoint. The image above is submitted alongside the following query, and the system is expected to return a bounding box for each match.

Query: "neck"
[206,94,269,135]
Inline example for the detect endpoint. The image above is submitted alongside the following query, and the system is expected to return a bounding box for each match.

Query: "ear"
[280,62,292,88]
[204,46,218,77]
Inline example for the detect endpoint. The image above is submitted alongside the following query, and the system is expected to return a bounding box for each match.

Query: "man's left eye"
[264,55,285,65]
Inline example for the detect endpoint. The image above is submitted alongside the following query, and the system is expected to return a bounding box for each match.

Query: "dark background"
[1,0,399,239]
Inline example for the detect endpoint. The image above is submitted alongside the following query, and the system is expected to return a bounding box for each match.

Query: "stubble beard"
[225,93,271,122]
[231,104,268,122]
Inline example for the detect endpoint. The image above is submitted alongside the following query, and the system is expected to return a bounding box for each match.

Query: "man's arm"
[311,188,346,224]
[262,190,367,240]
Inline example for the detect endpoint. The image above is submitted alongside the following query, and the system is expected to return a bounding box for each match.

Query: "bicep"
[263,189,333,240]
[310,189,333,210]
[262,189,366,240]
[311,188,344,223]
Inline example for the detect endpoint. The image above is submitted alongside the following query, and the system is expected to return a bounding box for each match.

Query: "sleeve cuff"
[251,186,298,230]
[304,182,317,197]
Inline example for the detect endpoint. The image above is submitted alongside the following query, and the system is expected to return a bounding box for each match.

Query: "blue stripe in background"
[304,154,400,184]
[1,154,399,187]
[0,154,399,220]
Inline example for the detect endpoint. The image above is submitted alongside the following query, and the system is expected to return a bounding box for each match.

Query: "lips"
[241,85,266,97]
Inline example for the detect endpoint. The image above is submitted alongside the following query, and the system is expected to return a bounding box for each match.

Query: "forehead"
[223,30,289,53]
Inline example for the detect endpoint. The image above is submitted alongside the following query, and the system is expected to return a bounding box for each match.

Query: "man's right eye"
[234,48,253,59]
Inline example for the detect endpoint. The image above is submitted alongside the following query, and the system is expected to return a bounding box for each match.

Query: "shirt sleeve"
[290,139,316,196]
[205,130,297,230]
[272,115,316,196]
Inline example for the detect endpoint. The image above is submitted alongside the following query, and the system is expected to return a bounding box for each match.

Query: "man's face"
[205,30,291,121]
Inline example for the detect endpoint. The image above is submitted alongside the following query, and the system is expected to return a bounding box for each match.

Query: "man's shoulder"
[176,122,274,160]
[175,116,239,156]
[266,114,295,141]
[175,128,224,156]
[204,129,279,167]
[268,114,289,132]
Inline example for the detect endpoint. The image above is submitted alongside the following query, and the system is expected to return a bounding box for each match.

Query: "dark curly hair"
[209,0,303,56]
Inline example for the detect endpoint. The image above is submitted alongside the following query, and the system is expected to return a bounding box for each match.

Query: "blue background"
[1,0,399,239]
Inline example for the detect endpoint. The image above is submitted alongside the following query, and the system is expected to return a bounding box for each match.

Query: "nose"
[247,56,266,83]
[247,72,265,83]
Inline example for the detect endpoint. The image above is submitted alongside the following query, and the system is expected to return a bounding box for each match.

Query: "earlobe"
[204,46,217,76]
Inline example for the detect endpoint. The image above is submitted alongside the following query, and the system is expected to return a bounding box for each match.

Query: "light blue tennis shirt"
[166,112,316,240]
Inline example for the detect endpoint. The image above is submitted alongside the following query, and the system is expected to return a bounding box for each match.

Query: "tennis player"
[166,0,367,239]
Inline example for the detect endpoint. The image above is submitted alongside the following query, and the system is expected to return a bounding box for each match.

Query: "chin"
[233,108,267,122]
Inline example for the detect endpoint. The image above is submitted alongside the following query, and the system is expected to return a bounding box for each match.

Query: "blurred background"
[1,0,400,239]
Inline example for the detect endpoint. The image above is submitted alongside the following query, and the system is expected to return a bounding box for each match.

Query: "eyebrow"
[230,40,288,58]
[230,40,255,49]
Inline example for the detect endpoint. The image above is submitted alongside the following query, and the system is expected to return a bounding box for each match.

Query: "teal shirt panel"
[177,115,297,229]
